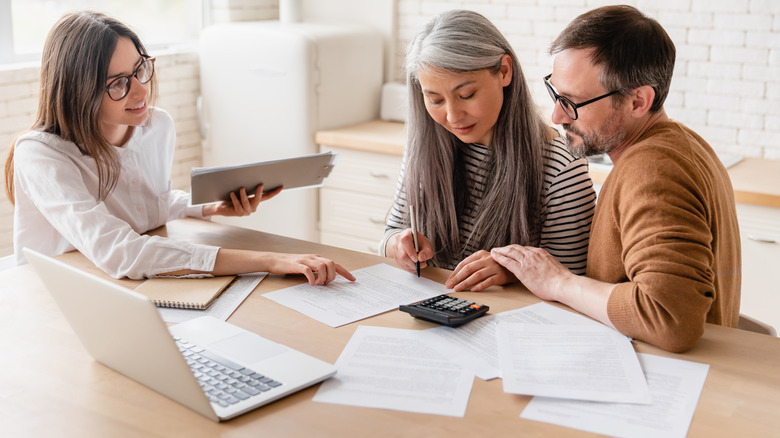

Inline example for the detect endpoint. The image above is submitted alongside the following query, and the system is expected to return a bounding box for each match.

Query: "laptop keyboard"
[173,336,283,408]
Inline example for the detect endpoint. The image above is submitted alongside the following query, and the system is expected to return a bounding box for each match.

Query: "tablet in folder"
[190,151,338,205]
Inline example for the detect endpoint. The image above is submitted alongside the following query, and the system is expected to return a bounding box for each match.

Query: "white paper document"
[497,322,651,404]
[263,264,448,327]
[159,273,267,323]
[417,314,503,380]
[521,353,710,438]
[419,302,605,380]
[313,326,475,417]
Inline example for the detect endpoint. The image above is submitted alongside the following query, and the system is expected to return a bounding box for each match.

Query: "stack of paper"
[266,263,709,437]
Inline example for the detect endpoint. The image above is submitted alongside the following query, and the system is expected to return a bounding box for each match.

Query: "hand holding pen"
[387,206,433,275]
[410,205,420,277]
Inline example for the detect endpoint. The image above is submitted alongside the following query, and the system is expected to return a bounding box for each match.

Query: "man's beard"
[562,112,626,159]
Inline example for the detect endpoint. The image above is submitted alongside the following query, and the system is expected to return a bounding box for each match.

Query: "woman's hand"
[445,250,514,292]
[199,249,356,286]
[387,229,434,274]
[262,253,356,285]
[202,184,283,218]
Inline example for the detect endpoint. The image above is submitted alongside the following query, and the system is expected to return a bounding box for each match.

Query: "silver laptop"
[24,248,336,422]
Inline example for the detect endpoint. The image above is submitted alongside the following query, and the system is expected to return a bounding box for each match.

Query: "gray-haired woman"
[380,9,595,291]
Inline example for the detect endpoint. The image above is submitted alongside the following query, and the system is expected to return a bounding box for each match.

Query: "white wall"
[0,64,38,257]
[395,0,780,159]
[210,0,278,22]
[301,0,396,82]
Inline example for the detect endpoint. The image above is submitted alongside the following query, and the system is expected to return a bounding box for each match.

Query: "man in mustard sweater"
[491,5,741,353]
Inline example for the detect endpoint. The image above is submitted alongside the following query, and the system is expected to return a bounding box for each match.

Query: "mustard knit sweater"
[588,120,741,353]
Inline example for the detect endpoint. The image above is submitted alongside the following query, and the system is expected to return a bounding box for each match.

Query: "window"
[1,0,204,64]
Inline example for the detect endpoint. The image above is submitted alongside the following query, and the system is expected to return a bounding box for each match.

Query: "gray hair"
[402,9,548,265]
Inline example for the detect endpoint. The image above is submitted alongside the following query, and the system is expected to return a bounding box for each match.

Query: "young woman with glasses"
[380,10,596,291]
[4,11,355,283]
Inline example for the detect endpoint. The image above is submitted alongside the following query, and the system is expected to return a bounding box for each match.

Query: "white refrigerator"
[199,21,383,241]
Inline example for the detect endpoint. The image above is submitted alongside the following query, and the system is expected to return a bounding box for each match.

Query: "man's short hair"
[550,5,675,112]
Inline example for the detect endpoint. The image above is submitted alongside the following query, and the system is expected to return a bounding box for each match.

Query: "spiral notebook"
[134,276,238,309]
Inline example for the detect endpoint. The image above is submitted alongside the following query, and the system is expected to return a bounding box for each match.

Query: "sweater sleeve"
[606,149,716,353]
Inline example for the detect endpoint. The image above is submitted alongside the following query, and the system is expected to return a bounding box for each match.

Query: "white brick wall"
[395,0,780,158]
[155,51,203,192]
[0,64,39,257]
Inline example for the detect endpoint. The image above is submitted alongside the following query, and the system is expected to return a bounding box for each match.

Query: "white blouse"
[12,108,219,279]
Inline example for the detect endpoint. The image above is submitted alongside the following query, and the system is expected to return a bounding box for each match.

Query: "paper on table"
[159,273,267,323]
[263,264,447,327]
[418,302,601,380]
[521,353,710,438]
[417,313,503,380]
[313,326,475,417]
[497,322,651,404]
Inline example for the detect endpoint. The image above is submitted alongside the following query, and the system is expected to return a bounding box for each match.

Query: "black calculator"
[399,294,489,327]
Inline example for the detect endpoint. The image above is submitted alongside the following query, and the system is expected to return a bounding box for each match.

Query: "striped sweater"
[380,134,596,274]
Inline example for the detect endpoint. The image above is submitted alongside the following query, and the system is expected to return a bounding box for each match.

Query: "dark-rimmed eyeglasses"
[543,74,621,121]
[106,55,155,101]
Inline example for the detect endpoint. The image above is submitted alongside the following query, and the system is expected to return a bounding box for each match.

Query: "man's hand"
[490,245,572,301]
[491,244,616,328]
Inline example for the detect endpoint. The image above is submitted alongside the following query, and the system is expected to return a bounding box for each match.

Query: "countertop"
[315,120,780,208]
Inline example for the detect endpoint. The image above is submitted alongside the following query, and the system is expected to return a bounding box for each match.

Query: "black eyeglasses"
[106,55,155,101]
[543,74,621,120]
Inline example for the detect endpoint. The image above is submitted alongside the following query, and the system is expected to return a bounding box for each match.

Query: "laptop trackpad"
[209,332,287,365]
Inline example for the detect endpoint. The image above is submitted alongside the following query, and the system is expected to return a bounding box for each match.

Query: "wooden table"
[1,218,779,437]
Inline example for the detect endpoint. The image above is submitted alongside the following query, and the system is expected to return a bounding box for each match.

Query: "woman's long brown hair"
[4,11,157,204]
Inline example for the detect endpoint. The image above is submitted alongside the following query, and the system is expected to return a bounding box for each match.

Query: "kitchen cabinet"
[735,202,780,331]
[315,121,404,255]
[722,159,780,332]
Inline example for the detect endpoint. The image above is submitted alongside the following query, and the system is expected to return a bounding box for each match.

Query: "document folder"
[190,151,337,205]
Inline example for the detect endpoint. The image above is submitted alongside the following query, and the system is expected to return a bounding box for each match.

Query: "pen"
[409,205,420,277]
